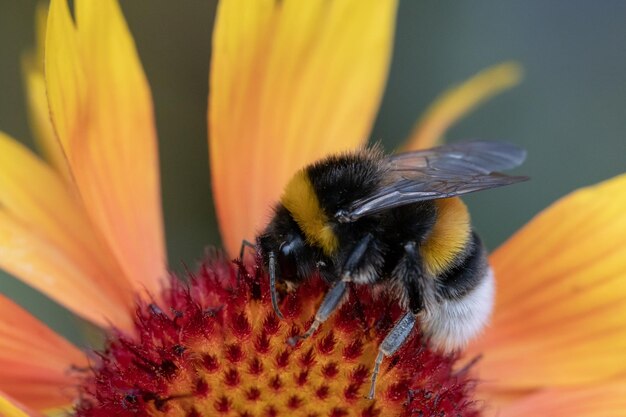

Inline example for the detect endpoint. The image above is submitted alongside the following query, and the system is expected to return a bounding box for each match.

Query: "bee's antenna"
[288,281,347,346]
[269,251,285,320]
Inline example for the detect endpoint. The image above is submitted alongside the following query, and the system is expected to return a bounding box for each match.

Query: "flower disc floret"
[76,254,480,417]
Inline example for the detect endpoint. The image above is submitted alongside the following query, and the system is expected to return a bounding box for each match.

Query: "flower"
[1,1,626,417]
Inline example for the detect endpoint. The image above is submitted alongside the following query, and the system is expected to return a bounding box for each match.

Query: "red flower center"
[75,253,481,417]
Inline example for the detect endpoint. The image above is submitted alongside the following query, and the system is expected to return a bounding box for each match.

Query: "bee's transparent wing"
[335,141,528,222]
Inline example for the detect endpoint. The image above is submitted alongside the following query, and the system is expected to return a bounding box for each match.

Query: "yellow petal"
[22,63,70,180]
[209,0,398,254]
[44,0,85,153]
[468,174,626,390]
[45,0,166,295]
[22,4,70,179]
[0,393,42,417]
[498,382,626,417]
[0,132,132,328]
[0,295,86,411]
[402,61,523,151]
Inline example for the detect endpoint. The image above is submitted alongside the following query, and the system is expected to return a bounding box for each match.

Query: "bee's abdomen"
[436,232,488,301]
[421,232,493,351]
[420,197,472,276]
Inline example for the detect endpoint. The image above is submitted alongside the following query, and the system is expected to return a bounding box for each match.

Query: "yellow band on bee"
[281,170,339,256]
[421,197,471,276]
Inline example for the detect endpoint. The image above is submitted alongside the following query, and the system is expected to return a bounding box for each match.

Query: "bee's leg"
[368,242,425,399]
[399,241,427,313]
[236,239,257,284]
[287,280,347,346]
[367,312,416,399]
[268,251,285,320]
[341,233,374,282]
[239,239,256,262]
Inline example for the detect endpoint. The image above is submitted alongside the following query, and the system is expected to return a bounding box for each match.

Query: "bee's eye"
[275,236,303,282]
[277,250,298,282]
[280,235,303,256]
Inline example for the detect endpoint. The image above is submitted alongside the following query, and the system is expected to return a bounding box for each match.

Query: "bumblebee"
[257,141,527,398]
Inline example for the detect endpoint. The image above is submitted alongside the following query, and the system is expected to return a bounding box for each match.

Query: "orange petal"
[0,132,132,328]
[21,4,70,180]
[497,382,626,417]
[0,393,43,417]
[45,0,166,296]
[402,61,523,151]
[0,294,86,411]
[209,0,398,254]
[467,174,626,390]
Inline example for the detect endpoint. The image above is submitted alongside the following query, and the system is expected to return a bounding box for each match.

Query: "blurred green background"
[1,1,625,343]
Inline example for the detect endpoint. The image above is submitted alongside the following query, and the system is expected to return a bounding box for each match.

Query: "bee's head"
[257,205,320,285]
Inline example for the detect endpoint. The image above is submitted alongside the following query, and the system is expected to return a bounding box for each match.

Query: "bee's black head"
[257,205,326,285]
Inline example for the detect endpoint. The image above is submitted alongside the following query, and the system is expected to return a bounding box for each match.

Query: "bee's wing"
[336,141,528,222]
